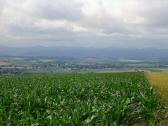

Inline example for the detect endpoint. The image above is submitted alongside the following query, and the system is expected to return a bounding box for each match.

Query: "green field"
[0,72,165,125]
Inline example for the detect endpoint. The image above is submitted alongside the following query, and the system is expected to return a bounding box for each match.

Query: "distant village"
[0,57,167,73]
[0,66,25,74]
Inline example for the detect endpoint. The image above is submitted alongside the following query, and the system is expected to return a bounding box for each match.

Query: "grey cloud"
[134,1,168,27]
[32,0,84,21]
[80,16,131,35]
[0,0,168,48]
[0,0,6,17]
[79,0,168,36]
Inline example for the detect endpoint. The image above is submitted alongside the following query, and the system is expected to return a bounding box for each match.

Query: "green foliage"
[0,72,164,125]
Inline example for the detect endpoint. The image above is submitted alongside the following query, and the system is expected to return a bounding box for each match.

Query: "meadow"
[0,72,165,125]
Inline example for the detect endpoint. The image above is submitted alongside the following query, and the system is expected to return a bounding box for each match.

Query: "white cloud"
[0,0,168,48]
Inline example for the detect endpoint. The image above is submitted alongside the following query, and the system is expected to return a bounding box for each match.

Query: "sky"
[0,0,168,48]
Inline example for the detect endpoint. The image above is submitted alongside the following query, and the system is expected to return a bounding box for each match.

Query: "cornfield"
[0,72,165,125]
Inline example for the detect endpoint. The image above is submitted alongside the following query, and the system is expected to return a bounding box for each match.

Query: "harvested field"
[146,72,168,106]
[146,72,168,125]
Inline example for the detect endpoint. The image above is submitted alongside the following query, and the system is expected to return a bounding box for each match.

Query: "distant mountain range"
[0,46,168,61]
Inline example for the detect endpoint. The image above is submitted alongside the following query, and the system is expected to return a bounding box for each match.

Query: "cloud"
[0,0,168,48]
[30,0,84,21]
[79,0,168,35]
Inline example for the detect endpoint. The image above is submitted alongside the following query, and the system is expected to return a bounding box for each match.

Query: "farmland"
[1,56,168,73]
[146,72,168,123]
[0,72,165,125]
[146,72,168,106]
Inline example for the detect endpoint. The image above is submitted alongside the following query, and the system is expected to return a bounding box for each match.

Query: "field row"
[0,72,165,125]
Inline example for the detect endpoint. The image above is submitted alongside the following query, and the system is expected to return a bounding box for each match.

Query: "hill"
[0,46,168,62]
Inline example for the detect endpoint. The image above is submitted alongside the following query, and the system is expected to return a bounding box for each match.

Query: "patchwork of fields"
[0,72,167,125]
